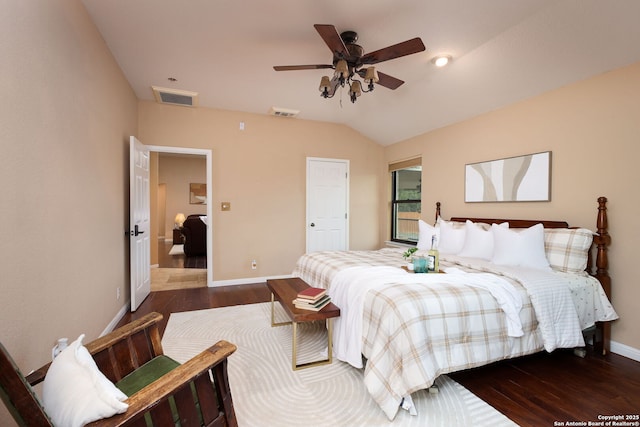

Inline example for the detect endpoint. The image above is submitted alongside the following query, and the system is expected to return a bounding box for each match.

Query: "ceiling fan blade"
[376,72,404,89]
[273,64,333,71]
[357,69,405,90]
[360,37,426,65]
[314,24,350,59]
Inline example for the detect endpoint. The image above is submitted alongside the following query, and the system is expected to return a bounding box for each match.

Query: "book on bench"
[296,287,327,302]
[293,294,331,311]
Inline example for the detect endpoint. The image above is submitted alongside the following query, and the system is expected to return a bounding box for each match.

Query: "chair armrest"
[86,340,238,427]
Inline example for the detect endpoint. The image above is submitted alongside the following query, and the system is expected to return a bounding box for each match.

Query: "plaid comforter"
[292,248,587,420]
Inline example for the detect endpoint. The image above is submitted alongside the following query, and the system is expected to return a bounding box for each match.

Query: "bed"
[292,196,618,420]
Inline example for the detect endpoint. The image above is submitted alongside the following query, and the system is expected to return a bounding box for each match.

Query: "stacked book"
[293,287,331,311]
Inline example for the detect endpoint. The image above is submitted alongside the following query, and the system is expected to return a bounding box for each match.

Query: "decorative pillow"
[459,220,509,260]
[417,220,440,250]
[491,223,552,271]
[43,334,129,427]
[544,228,594,273]
[437,218,467,254]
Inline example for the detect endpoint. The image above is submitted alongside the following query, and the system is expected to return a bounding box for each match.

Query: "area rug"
[150,268,206,291]
[168,244,184,255]
[162,303,518,427]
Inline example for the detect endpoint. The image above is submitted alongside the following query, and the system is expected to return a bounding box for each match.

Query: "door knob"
[310,223,315,227]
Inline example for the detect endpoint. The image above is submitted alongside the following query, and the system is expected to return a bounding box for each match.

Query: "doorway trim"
[148,145,214,286]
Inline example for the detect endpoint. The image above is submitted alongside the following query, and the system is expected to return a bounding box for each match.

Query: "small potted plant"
[402,247,418,270]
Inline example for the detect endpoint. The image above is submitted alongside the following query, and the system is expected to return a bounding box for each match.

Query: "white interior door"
[306,158,349,253]
[129,136,151,310]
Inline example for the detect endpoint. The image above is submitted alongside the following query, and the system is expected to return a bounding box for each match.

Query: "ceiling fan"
[273,24,426,103]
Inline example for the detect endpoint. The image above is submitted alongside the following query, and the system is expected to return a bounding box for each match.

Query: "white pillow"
[417,220,439,250]
[459,220,508,260]
[491,223,552,271]
[43,334,129,427]
[437,218,466,254]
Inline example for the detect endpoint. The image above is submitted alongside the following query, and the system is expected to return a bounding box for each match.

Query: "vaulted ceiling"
[82,0,640,146]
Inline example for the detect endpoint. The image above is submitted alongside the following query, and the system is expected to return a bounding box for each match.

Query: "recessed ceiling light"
[432,55,452,67]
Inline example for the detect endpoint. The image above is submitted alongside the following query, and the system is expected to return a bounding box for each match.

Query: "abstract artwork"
[189,183,207,204]
[465,151,551,202]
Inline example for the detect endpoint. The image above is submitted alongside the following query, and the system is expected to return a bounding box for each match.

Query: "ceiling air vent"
[152,86,198,107]
[268,107,299,118]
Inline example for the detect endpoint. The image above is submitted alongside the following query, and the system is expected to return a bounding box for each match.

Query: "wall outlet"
[251,259,257,270]
[116,287,121,300]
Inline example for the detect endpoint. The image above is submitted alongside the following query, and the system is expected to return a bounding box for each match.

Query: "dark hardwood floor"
[117,285,640,426]
[157,239,206,269]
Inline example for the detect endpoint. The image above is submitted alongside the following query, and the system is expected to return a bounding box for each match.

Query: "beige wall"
[0,0,138,424]
[138,102,384,281]
[158,155,207,237]
[383,62,640,353]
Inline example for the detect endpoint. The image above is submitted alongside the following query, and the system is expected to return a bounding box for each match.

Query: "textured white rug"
[162,303,518,427]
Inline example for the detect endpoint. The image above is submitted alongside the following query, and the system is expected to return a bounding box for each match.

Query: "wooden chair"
[1,312,238,427]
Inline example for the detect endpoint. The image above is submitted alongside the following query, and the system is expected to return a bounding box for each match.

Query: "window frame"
[390,163,422,244]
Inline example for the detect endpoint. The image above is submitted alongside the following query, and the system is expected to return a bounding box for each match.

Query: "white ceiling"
[82,0,640,146]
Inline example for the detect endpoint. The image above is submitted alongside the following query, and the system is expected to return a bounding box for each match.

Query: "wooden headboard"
[435,196,612,354]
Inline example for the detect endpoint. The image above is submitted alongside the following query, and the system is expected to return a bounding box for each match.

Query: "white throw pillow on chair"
[43,334,128,427]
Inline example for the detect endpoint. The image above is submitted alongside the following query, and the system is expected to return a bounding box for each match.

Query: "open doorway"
[148,145,213,289]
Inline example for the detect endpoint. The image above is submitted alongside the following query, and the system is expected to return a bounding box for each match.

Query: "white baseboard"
[610,340,640,362]
[101,301,130,336]
[211,274,293,287]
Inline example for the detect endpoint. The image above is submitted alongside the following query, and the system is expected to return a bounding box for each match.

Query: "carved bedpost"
[435,202,441,225]
[593,196,611,355]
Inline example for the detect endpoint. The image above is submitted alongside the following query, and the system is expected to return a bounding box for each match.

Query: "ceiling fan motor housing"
[337,31,364,70]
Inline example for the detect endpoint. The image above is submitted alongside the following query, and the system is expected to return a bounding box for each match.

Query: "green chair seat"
[118,356,183,426]
[116,355,181,397]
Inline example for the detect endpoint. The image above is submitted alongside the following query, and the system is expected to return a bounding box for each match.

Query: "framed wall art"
[189,183,207,204]
[465,151,551,203]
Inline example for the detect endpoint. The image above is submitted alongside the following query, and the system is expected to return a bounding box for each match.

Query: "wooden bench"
[266,278,340,370]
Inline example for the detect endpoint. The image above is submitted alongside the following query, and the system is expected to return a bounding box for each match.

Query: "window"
[390,159,421,243]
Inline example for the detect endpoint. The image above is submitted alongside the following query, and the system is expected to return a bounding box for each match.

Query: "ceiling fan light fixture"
[363,67,379,84]
[349,80,362,103]
[274,24,425,105]
[432,55,452,67]
[319,76,331,92]
[334,59,349,80]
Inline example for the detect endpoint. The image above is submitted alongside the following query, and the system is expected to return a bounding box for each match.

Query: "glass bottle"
[427,235,439,273]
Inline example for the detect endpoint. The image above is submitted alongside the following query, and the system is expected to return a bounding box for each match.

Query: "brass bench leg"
[270,292,291,327]
[269,292,335,371]
[292,319,334,371]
